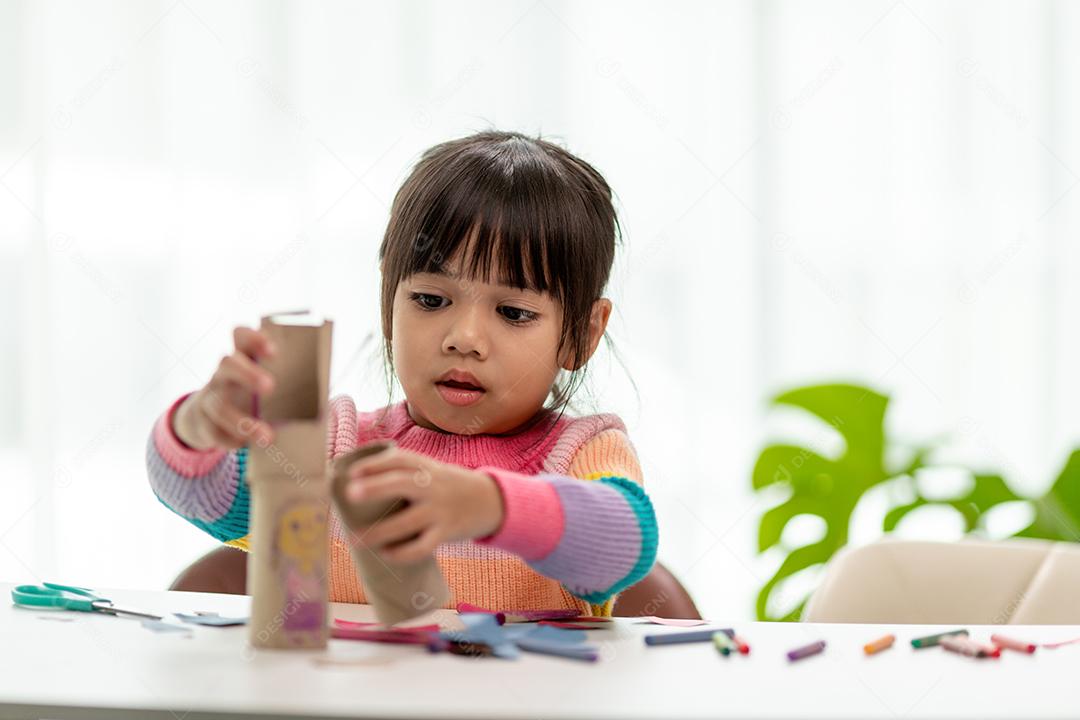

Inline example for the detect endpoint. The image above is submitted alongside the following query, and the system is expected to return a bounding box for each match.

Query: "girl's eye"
[498,305,538,324]
[409,292,447,311]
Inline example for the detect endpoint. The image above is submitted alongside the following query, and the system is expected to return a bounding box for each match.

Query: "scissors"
[11,582,163,620]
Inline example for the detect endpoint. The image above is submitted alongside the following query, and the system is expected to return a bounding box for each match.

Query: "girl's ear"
[559,298,612,371]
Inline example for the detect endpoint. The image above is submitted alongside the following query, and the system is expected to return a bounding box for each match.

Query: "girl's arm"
[475,429,658,609]
[145,392,252,550]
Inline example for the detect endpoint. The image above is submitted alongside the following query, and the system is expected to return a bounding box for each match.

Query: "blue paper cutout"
[174,613,248,627]
[436,612,598,661]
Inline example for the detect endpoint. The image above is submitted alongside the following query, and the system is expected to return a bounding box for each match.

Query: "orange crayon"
[863,633,895,655]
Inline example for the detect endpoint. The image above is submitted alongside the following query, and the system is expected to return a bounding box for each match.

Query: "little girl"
[146,130,658,617]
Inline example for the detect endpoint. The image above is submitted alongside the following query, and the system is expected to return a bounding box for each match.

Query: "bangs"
[383,135,605,306]
[414,208,552,297]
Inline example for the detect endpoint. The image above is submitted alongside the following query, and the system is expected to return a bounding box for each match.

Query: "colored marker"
[713,628,751,654]
[712,631,735,655]
[644,628,734,646]
[990,634,1036,654]
[911,629,968,649]
[787,640,826,662]
[863,633,895,655]
[941,635,1000,658]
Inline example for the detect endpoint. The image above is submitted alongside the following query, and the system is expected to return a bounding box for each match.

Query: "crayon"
[863,634,895,655]
[911,629,968,649]
[787,640,826,662]
[644,628,734,646]
[712,631,735,655]
[990,634,1036,654]
[941,635,1000,658]
[712,628,751,654]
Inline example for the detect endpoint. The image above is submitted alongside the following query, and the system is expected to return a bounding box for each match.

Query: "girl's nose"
[442,309,488,359]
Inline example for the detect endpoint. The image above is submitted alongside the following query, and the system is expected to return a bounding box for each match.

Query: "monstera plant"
[752,383,1080,621]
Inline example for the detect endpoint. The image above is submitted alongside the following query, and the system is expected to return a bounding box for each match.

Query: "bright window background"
[2,0,1079,621]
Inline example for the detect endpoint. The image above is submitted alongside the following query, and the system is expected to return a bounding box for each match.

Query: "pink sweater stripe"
[474,467,565,560]
[152,392,227,476]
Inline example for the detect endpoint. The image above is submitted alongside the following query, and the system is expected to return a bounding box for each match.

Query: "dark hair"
[376,129,623,432]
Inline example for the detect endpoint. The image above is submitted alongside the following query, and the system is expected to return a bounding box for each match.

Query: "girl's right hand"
[171,326,277,451]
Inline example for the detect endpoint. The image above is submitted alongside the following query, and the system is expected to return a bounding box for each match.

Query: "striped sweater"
[146,393,658,616]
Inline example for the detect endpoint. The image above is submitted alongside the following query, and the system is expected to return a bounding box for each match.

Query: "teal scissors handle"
[11,582,103,611]
[11,582,163,620]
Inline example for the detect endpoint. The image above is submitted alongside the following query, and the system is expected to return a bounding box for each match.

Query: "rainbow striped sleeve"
[145,393,251,550]
[475,429,658,607]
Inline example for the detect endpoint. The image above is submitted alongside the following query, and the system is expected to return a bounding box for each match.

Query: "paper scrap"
[633,616,708,627]
[175,613,248,627]
[516,636,600,661]
[334,619,379,629]
[502,624,586,644]
[1043,637,1080,649]
[455,602,581,623]
[331,626,437,644]
[141,619,193,634]
[453,613,519,658]
[429,613,599,662]
[334,618,440,632]
[538,620,612,630]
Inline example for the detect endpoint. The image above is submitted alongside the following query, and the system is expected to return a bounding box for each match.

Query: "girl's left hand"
[343,446,504,564]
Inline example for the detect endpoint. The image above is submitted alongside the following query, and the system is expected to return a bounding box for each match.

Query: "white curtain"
[2,0,1077,620]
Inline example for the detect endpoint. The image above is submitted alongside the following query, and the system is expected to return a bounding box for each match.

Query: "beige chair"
[803,538,1080,624]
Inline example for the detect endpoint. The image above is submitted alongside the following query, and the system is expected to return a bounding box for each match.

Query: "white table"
[0,581,1077,719]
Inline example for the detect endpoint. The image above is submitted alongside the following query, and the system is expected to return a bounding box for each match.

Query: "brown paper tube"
[247,313,332,650]
[331,442,451,625]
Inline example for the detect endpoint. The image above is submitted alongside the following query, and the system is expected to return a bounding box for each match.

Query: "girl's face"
[391,256,569,436]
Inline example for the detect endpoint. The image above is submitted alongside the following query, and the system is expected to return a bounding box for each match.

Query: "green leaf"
[755,539,837,622]
[752,444,834,493]
[774,384,888,475]
[751,383,895,620]
[1017,451,1080,542]
[967,474,1024,513]
[884,474,1024,533]
[758,496,828,552]
[883,498,927,532]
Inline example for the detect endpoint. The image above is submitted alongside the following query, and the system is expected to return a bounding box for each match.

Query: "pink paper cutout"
[455,602,580,623]
[330,626,439,644]
[1043,636,1080,649]
[334,619,380,629]
[538,620,613,630]
[334,618,439,631]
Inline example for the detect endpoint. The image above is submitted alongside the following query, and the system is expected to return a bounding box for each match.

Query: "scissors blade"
[91,601,162,621]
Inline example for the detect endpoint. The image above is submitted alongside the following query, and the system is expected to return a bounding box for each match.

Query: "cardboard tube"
[246,313,333,649]
[331,442,451,625]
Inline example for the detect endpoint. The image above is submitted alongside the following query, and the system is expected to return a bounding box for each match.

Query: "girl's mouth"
[435,380,486,407]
